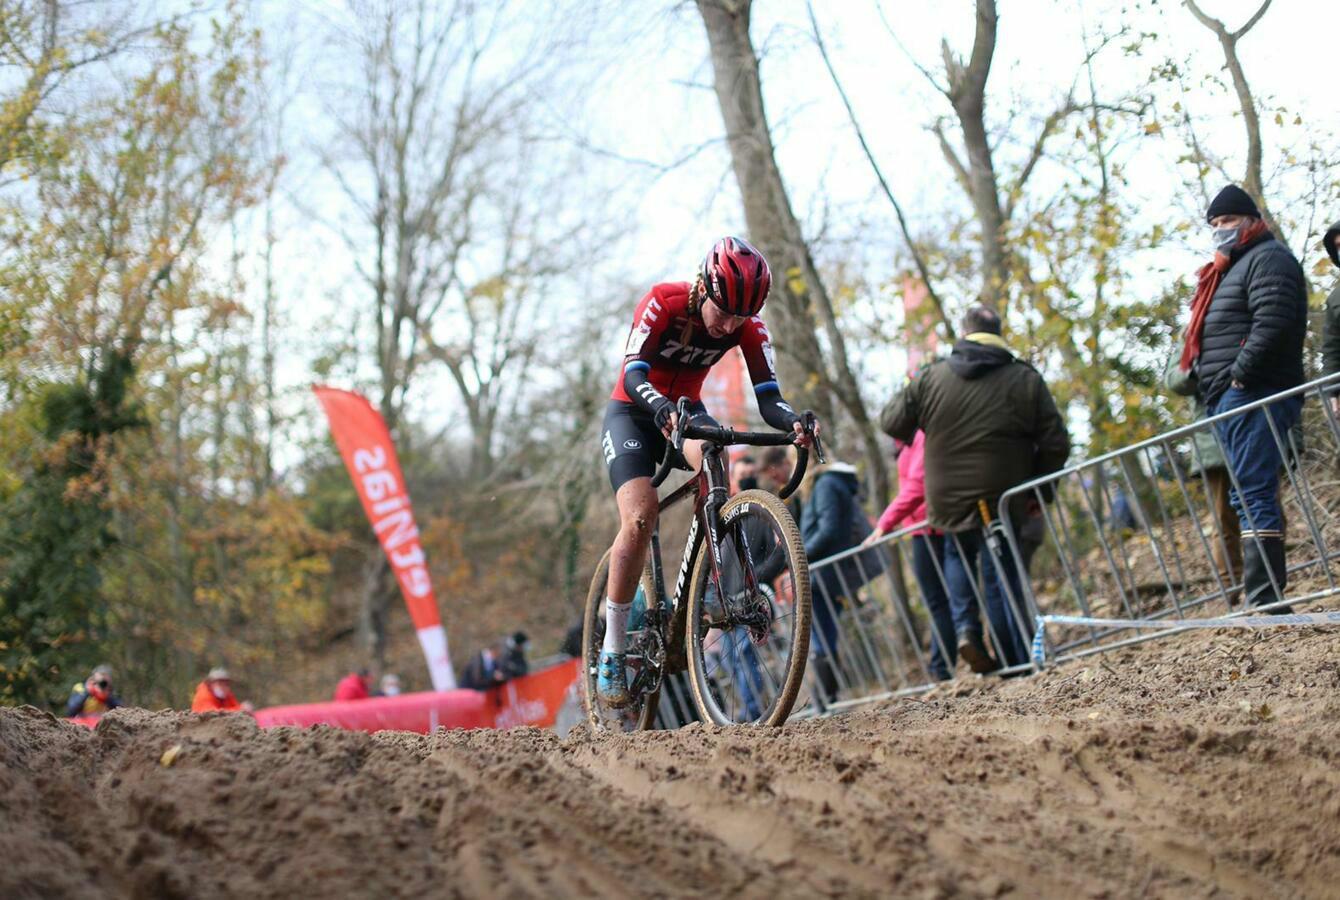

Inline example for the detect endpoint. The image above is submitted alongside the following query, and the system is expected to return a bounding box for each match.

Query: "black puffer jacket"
[1323,221,1340,383]
[1194,231,1308,407]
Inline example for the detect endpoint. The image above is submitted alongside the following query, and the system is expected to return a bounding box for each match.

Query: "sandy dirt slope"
[3,625,1339,899]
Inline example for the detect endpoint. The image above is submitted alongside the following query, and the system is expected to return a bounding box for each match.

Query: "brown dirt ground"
[3,623,1339,900]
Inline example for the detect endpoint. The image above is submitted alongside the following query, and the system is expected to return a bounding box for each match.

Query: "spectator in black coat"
[500,632,530,679]
[799,462,872,702]
[1177,185,1308,611]
[1323,220,1340,416]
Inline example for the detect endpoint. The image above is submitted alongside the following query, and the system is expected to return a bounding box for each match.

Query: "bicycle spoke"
[686,491,811,726]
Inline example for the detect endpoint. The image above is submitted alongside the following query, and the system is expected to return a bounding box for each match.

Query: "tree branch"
[1004,97,1077,220]
[1184,0,1278,235]
[931,119,972,197]
[874,0,948,95]
[807,1,954,339]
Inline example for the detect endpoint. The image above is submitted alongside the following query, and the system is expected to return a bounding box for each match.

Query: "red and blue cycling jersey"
[611,282,796,430]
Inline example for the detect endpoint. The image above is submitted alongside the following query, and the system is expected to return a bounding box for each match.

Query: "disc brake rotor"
[742,592,773,645]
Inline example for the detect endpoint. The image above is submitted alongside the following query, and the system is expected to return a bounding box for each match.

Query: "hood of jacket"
[1325,220,1340,268]
[947,336,1015,380]
[799,461,859,501]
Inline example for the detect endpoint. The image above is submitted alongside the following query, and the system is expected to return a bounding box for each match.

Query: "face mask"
[1212,226,1240,254]
[211,683,228,699]
[738,476,759,491]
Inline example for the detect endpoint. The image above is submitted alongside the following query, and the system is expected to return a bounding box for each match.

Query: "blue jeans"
[810,582,843,663]
[943,529,1029,668]
[719,627,764,721]
[910,533,955,680]
[704,583,766,720]
[1211,386,1303,537]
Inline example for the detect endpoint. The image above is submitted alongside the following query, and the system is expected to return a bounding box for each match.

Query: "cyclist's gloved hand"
[653,402,677,438]
[792,417,819,449]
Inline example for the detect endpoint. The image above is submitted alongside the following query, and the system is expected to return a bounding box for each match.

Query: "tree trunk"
[695,0,890,503]
[261,177,277,488]
[358,552,391,671]
[940,0,1008,311]
[1184,1,1281,238]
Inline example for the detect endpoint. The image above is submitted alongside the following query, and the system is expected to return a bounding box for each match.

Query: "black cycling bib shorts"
[600,400,720,491]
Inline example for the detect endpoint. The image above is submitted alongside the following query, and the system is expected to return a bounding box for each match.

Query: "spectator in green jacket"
[881,305,1070,670]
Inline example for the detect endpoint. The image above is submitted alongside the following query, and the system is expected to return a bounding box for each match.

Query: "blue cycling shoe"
[596,650,631,708]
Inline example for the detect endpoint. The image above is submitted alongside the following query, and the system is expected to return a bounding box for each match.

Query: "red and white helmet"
[701,236,771,317]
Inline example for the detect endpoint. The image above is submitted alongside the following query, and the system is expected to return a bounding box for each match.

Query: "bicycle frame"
[644,441,731,671]
[608,397,822,712]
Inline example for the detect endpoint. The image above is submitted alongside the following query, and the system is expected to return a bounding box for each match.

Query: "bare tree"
[417,141,601,482]
[321,0,527,663]
[326,0,517,437]
[695,0,890,503]
[0,1,167,178]
[323,0,599,662]
[898,0,1078,315]
[1183,0,1280,235]
[933,0,1009,310]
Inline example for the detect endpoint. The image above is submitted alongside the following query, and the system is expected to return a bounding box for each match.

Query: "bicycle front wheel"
[685,490,811,726]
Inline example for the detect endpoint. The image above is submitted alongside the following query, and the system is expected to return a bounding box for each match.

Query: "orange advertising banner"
[481,658,581,729]
[313,386,456,690]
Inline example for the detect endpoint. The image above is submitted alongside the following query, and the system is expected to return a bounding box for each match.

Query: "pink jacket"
[876,431,932,536]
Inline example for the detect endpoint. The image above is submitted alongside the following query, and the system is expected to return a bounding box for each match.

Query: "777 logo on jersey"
[659,339,723,366]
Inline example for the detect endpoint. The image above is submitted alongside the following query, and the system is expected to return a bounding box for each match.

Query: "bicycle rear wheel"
[685,490,811,726]
[581,548,661,732]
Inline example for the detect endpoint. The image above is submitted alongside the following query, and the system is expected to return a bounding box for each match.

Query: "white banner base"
[417,625,456,691]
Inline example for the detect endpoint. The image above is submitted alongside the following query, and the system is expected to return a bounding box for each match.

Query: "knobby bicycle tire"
[684,490,811,727]
[581,547,661,732]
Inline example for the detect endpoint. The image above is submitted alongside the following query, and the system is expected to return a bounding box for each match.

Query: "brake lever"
[800,410,826,465]
[672,396,691,452]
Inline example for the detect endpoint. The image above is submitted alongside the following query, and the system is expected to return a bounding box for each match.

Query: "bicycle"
[582,398,824,729]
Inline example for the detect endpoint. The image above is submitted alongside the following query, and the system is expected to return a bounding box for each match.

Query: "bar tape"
[1031,611,1340,667]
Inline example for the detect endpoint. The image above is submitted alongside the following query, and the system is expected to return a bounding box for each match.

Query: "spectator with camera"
[65,665,123,717]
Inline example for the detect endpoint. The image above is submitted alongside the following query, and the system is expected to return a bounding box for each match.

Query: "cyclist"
[597,236,817,707]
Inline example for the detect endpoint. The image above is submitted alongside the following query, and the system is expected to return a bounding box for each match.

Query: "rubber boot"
[1242,536,1292,614]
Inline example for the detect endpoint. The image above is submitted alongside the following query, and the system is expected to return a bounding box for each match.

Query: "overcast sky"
[248,0,1336,464]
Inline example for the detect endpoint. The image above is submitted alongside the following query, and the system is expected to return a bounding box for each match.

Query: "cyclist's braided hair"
[681,276,704,345]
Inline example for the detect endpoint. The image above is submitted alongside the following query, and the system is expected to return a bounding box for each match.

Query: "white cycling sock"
[602,597,633,655]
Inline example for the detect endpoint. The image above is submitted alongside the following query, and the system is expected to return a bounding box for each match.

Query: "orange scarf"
[1179,219,1269,372]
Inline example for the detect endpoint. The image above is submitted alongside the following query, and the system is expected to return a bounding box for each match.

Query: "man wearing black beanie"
[1175,184,1307,613]
[1204,184,1261,222]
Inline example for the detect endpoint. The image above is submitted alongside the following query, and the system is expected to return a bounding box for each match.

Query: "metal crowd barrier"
[646,374,1340,726]
[1001,372,1340,665]
[795,519,1038,715]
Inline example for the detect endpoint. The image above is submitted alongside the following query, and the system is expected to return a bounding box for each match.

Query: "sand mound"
[4,624,1339,899]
